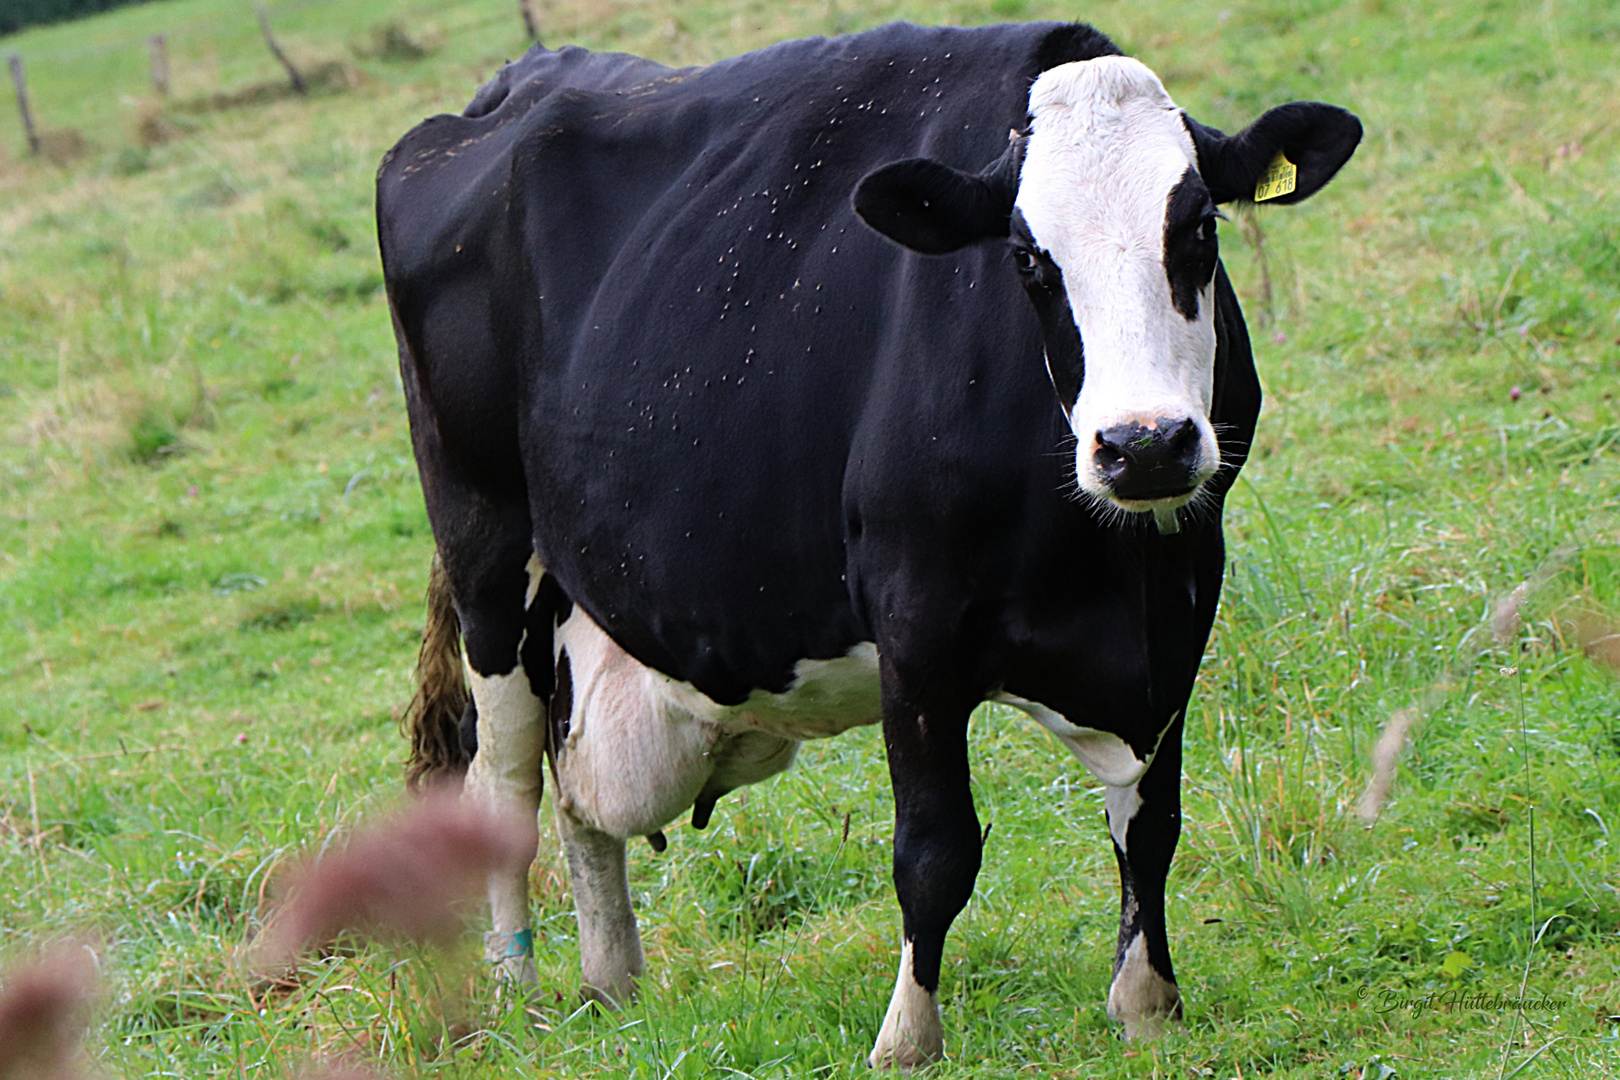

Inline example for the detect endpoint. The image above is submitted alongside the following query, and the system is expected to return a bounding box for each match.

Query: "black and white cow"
[378,20,1359,1067]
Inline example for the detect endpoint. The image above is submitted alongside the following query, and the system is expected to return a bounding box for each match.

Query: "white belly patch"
[550,610,1174,836]
[719,642,884,739]
[557,609,882,741]
[549,608,881,837]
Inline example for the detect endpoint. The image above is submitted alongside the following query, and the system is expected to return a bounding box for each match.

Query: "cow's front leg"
[869,677,980,1069]
[1105,713,1184,1039]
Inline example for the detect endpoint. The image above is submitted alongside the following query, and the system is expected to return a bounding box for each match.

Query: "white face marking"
[1014,57,1220,510]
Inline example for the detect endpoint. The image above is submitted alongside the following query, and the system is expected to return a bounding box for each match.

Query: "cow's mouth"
[1108,485,1200,509]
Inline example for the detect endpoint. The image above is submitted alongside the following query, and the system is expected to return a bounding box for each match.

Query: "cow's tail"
[403,551,473,790]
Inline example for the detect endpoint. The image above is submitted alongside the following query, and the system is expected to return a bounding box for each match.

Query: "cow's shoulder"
[463,43,679,118]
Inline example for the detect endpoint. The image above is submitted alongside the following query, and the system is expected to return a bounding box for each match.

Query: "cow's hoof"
[869,938,944,1068]
[1105,937,1182,1040]
[866,1040,942,1071]
[581,977,638,1010]
[484,930,540,988]
[1115,1001,1182,1041]
[867,998,943,1069]
[499,956,540,988]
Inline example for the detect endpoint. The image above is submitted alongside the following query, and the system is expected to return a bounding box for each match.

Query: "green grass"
[3,0,1620,1076]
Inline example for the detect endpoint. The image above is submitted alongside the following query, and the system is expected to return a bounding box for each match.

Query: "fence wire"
[2,0,529,155]
[5,0,505,60]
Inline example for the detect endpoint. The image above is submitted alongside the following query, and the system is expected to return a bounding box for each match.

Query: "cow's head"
[854,56,1360,521]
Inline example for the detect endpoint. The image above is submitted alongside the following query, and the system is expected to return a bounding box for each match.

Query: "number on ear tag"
[1254,151,1298,202]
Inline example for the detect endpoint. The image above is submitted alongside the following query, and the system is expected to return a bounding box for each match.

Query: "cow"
[377,19,1360,1067]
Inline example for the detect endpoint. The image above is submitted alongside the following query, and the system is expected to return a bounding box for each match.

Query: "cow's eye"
[1013,248,1037,274]
[1197,216,1218,243]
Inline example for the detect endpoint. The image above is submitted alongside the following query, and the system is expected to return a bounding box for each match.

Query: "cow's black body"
[380,19,1271,1050]
[380,20,1257,709]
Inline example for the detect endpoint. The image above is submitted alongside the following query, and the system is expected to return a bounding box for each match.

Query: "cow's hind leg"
[1105,713,1185,1039]
[553,810,641,1006]
[451,541,550,986]
[547,608,719,1005]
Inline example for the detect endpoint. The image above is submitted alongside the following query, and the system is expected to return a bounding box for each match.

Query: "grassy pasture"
[3,0,1620,1076]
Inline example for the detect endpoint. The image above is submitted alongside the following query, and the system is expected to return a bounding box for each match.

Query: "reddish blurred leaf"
[252,787,532,970]
[0,942,98,1080]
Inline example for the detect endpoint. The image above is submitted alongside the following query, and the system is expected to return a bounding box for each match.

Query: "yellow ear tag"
[1254,151,1298,202]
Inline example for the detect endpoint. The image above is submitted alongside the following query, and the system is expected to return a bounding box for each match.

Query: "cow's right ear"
[854,144,1021,254]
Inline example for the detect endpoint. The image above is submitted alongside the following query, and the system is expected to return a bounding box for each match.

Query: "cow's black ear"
[854,154,1017,254]
[1186,102,1362,206]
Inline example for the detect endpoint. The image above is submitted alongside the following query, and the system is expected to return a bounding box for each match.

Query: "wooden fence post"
[148,34,170,96]
[8,53,40,155]
[255,2,307,95]
[519,0,540,42]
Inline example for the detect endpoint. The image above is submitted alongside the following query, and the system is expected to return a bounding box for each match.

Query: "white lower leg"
[868,938,944,1069]
[1106,933,1182,1040]
[556,806,643,1007]
[464,666,545,985]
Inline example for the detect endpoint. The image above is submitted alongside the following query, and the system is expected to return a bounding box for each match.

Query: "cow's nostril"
[1094,430,1126,466]
[1166,418,1199,451]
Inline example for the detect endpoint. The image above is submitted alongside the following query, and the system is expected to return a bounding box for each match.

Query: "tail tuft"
[403,552,472,789]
